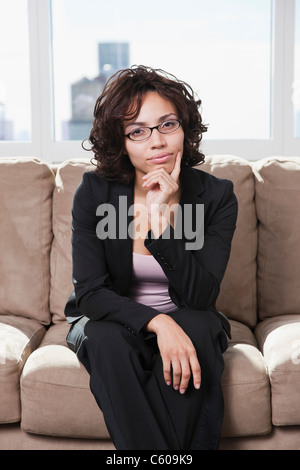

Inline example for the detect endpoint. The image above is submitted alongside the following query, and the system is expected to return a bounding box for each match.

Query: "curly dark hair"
[86,65,208,184]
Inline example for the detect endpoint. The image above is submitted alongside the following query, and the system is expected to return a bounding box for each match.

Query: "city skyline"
[0,0,299,143]
[63,42,130,140]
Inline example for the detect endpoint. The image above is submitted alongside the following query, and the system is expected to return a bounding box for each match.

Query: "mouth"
[147,153,173,164]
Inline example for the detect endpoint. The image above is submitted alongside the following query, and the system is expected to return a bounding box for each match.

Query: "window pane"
[294,0,300,138]
[0,0,31,141]
[51,0,272,141]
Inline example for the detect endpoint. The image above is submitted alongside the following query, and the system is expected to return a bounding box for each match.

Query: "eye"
[160,120,177,130]
[130,127,148,137]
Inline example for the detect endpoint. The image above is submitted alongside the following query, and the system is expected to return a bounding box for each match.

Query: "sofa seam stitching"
[222,376,269,386]
[22,378,89,390]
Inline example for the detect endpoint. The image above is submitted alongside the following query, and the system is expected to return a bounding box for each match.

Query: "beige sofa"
[1,155,300,450]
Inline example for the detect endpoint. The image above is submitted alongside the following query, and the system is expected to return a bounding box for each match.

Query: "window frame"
[0,0,298,162]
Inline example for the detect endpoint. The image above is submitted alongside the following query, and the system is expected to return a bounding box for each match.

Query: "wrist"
[144,313,168,333]
[148,210,168,239]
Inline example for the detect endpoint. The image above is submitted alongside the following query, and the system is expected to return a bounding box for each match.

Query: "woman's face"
[124,91,184,182]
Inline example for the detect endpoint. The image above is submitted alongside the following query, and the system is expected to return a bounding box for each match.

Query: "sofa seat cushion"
[0,316,46,424]
[255,315,300,426]
[20,321,109,439]
[22,319,271,440]
[221,320,271,437]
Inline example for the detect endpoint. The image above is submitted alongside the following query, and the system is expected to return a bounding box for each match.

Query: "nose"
[149,128,166,148]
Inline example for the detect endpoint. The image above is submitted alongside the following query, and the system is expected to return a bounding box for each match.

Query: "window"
[0,0,299,162]
[294,0,300,138]
[51,0,272,142]
[0,0,31,141]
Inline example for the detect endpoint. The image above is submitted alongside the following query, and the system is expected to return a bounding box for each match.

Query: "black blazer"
[65,165,238,338]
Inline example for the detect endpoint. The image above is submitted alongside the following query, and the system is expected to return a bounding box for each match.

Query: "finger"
[142,173,165,187]
[170,151,182,181]
[142,167,169,177]
[190,353,201,390]
[162,358,172,386]
[143,173,177,193]
[179,358,191,394]
[142,168,170,184]
[171,359,182,391]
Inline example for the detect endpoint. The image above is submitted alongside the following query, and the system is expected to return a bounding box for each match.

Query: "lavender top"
[129,252,178,313]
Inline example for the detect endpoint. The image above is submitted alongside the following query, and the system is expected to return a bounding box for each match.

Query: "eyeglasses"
[124,119,182,142]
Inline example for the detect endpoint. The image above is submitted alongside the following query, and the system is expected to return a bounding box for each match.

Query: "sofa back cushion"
[201,156,257,327]
[50,159,94,322]
[51,155,257,328]
[0,158,54,324]
[254,157,300,320]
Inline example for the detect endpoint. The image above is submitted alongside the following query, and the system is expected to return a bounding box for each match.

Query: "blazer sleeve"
[144,178,238,312]
[70,173,158,335]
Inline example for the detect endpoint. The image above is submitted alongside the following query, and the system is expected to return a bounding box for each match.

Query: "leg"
[76,320,181,450]
[162,308,228,449]
[71,310,227,450]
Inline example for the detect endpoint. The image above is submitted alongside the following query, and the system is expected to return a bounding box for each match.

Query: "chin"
[153,161,174,172]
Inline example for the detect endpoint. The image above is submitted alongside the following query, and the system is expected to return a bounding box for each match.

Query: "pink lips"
[148,153,172,164]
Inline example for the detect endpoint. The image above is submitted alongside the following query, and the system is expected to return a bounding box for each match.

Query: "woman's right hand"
[145,314,201,394]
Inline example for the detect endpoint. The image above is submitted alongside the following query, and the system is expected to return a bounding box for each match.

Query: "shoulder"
[182,165,237,222]
[74,171,133,209]
[72,171,110,218]
[79,170,109,191]
[182,165,235,199]
[74,171,112,202]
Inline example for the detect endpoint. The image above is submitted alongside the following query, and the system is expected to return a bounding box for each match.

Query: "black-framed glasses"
[124,119,182,142]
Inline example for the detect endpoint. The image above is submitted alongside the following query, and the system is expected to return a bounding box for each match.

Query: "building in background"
[98,42,129,81]
[0,101,14,141]
[64,42,129,140]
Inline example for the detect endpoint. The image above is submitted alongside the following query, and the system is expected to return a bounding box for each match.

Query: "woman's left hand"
[145,313,201,394]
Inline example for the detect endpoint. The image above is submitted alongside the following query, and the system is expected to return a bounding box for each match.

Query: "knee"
[84,320,125,352]
[84,320,143,355]
[171,309,224,346]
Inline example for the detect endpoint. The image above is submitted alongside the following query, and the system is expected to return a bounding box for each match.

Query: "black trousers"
[67,308,228,450]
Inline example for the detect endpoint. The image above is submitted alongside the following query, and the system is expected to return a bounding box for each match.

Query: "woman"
[65,65,238,450]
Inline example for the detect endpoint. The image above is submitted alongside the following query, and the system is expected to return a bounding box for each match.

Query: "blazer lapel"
[180,165,206,202]
[178,166,206,242]
[107,166,206,295]
[109,181,134,296]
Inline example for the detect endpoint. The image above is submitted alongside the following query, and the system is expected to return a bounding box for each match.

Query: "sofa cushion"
[21,319,270,440]
[254,157,300,320]
[255,314,300,426]
[50,159,94,323]
[0,157,54,324]
[0,315,45,423]
[201,156,257,327]
[50,156,258,327]
[221,319,271,437]
[20,321,109,439]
